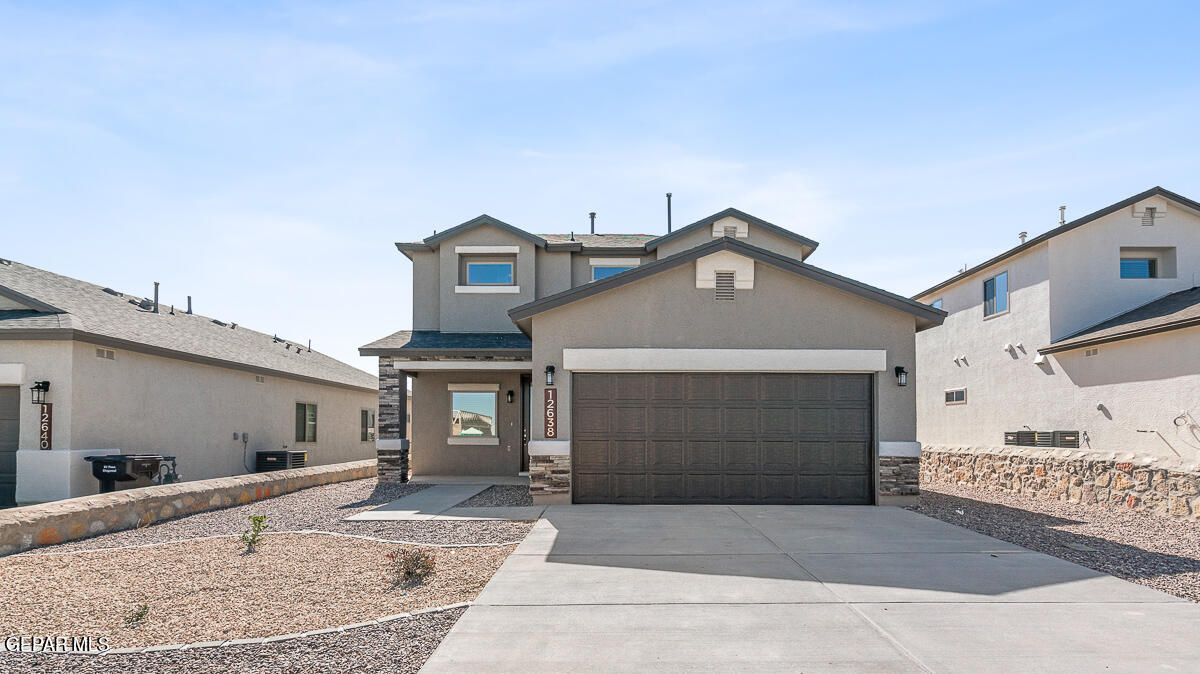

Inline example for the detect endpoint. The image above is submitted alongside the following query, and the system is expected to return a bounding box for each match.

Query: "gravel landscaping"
[2,533,512,648]
[24,478,534,554]
[456,485,534,508]
[913,481,1200,602]
[4,606,466,674]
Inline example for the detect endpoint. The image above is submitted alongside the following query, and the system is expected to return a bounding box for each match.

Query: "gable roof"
[1040,286,1200,355]
[397,215,548,257]
[0,259,377,391]
[360,330,532,357]
[507,237,945,329]
[645,208,819,258]
[914,187,1200,300]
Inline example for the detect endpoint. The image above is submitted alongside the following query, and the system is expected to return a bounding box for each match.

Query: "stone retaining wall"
[922,445,1200,521]
[0,459,377,555]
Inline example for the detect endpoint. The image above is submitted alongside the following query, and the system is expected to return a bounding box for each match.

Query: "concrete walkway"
[423,505,1200,672]
[344,482,544,521]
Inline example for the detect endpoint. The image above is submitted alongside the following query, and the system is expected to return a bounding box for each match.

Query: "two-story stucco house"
[914,187,1200,465]
[361,209,945,505]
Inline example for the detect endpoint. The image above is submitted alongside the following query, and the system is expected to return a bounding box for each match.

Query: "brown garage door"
[0,387,18,507]
[571,373,873,504]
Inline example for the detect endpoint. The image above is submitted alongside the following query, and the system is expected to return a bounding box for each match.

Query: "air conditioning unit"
[1052,431,1080,449]
[255,450,308,472]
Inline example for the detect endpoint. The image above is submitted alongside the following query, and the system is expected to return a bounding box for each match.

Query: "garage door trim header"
[562,348,887,373]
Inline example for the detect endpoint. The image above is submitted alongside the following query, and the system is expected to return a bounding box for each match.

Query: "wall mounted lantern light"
[29,380,50,405]
[894,366,908,387]
[545,365,556,387]
[506,390,514,404]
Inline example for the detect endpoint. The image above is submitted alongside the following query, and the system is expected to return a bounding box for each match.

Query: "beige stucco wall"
[528,261,920,445]
[410,249,441,330]
[2,338,376,500]
[409,369,526,475]
[915,195,1200,458]
[437,225,537,333]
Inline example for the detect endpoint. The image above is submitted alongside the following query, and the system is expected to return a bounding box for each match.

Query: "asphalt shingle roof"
[0,259,377,390]
[538,233,659,248]
[359,330,532,356]
[1042,286,1200,354]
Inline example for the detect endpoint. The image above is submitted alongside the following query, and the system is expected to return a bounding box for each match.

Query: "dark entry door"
[0,387,19,507]
[571,373,873,504]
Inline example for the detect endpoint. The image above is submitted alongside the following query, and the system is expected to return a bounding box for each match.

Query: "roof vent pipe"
[589,211,596,234]
[307,339,312,352]
[666,192,673,233]
[153,282,159,313]
[1059,205,1066,226]
[187,295,192,314]
[1019,231,1028,244]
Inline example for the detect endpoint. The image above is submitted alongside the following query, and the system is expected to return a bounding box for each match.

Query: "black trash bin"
[84,454,169,493]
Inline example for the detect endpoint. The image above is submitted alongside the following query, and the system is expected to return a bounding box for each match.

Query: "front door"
[520,374,531,472]
[0,387,19,507]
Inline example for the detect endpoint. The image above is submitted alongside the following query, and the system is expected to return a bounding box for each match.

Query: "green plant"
[240,514,269,552]
[386,548,436,586]
[124,603,149,627]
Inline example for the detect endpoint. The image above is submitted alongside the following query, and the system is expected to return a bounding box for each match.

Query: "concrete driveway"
[423,505,1200,672]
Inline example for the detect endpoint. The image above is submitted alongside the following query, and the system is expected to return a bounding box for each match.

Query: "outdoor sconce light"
[29,380,50,405]
[894,366,908,387]
[545,365,556,386]
[506,390,514,404]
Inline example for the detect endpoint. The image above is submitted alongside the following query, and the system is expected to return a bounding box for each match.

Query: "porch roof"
[359,330,532,357]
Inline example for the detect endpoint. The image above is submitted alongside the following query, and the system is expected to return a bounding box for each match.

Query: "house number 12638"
[544,388,557,439]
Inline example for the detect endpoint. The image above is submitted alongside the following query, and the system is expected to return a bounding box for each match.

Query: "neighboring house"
[914,187,1200,460]
[0,259,378,506]
[361,209,945,505]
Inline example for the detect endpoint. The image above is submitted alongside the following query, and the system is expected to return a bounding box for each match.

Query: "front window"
[983,271,1008,317]
[592,266,632,281]
[360,409,375,441]
[1120,258,1158,279]
[450,392,497,437]
[466,261,513,285]
[295,403,317,443]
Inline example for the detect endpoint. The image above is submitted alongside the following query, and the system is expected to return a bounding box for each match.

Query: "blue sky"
[2,1,1198,372]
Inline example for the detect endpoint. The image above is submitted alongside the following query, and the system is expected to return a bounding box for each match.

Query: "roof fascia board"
[508,237,945,323]
[1039,315,1200,355]
[645,208,819,255]
[914,187,1200,299]
[359,347,533,357]
[423,215,547,248]
[578,246,649,255]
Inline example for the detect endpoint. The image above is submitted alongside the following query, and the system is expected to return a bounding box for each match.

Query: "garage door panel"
[724,407,758,434]
[612,440,646,470]
[687,408,721,434]
[722,474,758,501]
[574,440,609,469]
[613,407,647,434]
[648,407,683,434]
[761,440,795,471]
[686,440,720,471]
[574,374,611,400]
[686,474,721,500]
[686,375,721,400]
[574,405,611,434]
[648,440,684,470]
[722,440,758,471]
[572,373,872,505]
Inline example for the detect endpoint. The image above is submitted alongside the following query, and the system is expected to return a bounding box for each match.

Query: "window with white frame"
[464,259,514,285]
[983,271,1008,317]
[944,388,967,405]
[449,385,498,438]
[592,265,633,281]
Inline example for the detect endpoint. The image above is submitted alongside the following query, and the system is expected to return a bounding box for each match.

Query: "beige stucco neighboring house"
[0,259,378,506]
[361,209,945,505]
[914,187,1200,461]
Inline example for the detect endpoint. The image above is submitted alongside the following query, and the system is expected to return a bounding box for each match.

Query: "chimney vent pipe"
[187,295,192,314]
[1059,205,1066,226]
[153,282,159,314]
[589,211,596,234]
[666,193,673,233]
[1019,231,1028,244]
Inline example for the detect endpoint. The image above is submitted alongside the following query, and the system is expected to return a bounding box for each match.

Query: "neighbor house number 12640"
[39,403,52,450]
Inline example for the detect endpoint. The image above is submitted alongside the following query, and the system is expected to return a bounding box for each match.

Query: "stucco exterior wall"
[569,252,655,288]
[528,262,920,444]
[535,248,573,298]
[3,338,376,501]
[437,226,537,333]
[409,369,525,476]
[653,223,812,260]
[410,249,441,330]
[1048,198,1200,341]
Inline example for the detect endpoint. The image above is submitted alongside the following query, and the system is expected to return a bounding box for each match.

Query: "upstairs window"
[592,266,633,281]
[1120,258,1158,279]
[466,261,514,285]
[983,271,1008,317]
[295,403,317,443]
[930,299,943,310]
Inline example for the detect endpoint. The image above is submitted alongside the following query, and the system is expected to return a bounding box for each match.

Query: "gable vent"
[723,224,738,238]
[1141,206,1157,226]
[714,271,736,301]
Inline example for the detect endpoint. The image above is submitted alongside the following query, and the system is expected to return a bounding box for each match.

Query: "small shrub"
[124,603,149,628]
[240,514,269,552]
[386,548,436,586]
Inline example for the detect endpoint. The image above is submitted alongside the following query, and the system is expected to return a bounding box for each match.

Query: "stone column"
[376,357,409,483]
[528,440,571,505]
[877,441,920,506]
